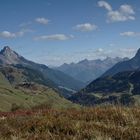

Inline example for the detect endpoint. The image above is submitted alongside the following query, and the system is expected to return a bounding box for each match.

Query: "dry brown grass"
[0,106,139,140]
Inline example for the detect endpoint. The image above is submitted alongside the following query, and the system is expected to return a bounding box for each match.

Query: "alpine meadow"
[0,0,140,140]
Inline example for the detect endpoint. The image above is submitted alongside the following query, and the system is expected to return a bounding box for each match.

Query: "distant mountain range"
[1,46,140,110]
[55,57,128,83]
[69,48,140,106]
[0,46,84,92]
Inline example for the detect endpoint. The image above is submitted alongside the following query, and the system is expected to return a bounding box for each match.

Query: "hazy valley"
[0,46,139,140]
[0,0,140,139]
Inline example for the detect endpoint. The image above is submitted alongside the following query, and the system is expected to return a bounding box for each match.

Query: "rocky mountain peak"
[78,59,89,64]
[0,46,18,57]
[0,46,20,64]
[2,46,11,51]
[134,48,140,59]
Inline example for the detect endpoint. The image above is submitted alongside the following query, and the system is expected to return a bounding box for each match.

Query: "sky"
[0,0,140,66]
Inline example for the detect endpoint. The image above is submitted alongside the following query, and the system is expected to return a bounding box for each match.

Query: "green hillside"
[0,66,79,112]
[0,85,78,112]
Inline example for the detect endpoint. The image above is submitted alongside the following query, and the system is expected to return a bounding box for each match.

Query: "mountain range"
[0,46,82,111]
[69,48,140,106]
[0,46,84,91]
[1,46,140,110]
[55,57,127,83]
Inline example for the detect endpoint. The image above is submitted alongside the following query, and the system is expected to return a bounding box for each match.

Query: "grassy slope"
[0,70,79,112]
[0,72,11,87]
[0,106,139,140]
[0,85,79,112]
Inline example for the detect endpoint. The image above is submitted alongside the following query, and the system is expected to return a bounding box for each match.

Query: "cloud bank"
[98,1,135,22]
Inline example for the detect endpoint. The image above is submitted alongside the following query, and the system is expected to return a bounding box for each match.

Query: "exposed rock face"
[0,46,21,64]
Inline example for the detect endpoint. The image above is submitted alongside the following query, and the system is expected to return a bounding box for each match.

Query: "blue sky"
[0,0,140,66]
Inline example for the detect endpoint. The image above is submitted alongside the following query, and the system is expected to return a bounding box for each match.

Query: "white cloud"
[35,17,50,25]
[98,1,112,11]
[120,5,135,14]
[74,23,97,32]
[0,29,32,39]
[120,32,140,37]
[35,34,73,41]
[98,1,135,22]
[0,31,16,38]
